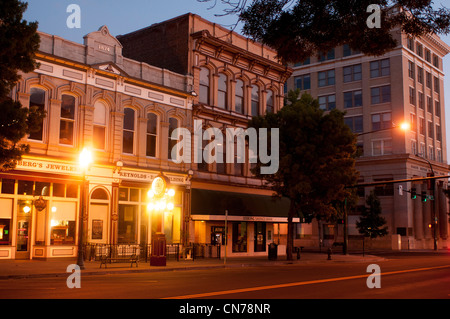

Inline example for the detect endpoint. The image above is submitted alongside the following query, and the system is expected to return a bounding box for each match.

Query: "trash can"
[268,243,278,260]
[150,233,166,266]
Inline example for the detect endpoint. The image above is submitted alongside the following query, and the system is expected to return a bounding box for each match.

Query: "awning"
[191,189,297,222]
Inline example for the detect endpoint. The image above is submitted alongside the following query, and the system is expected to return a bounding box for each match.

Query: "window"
[435,100,441,117]
[59,95,76,145]
[199,67,210,104]
[428,146,434,161]
[437,149,442,163]
[372,139,392,156]
[342,44,360,57]
[411,140,417,155]
[371,112,391,131]
[433,54,439,68]
[344,90,362,108]
[28,88,46,141]
[419,118,425,135]
[344,116,363,133]
[343,64,362,82]
[371,85,391,104]
[318,49,335,61]
[420,143,426,157]
[168,117,179,160]
[318,94,336,111]
[50,201,76,245]
[434,76,440,93]
[436,124,442,142]
[218,73,227,109]
[232,222,247,252]
[418,91,424,109]
[146,113,158,157]
[235,79,244,114]
[294,57,310,66]
[373,178,394,196]
[426,72,432,89]
[370,59,390,78]
[409,87,416,106]
[318,70,335,87]
[428,121,434,139]
[425,49,431,62]
[407,37,414,51]
[294,74,311,90]
[427,96,432,113]
[122,108,135,154]
[251,85,260,116]
[416,43,423,57]
[266,90,274,113]
[410,113,416,132]
[417,67,423,84]
[408,61,415,79]
[93,101,107,150]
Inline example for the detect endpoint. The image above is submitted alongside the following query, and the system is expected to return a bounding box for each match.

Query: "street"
[0,252,449,300]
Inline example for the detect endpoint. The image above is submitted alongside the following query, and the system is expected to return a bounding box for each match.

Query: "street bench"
[99,254,138,268]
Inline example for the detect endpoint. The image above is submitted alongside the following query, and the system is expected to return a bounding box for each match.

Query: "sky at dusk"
[22,0,450,159]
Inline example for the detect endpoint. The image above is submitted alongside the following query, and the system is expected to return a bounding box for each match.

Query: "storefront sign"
[151,176,167,198]
[16,159,79,175]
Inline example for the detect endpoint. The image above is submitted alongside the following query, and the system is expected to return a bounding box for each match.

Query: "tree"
[249,92,359,260]
[356,191,388,239]
[0,0,44,170]
[198,0,450,63]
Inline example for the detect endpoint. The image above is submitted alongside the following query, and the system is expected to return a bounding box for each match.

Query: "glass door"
[16,200,32,259]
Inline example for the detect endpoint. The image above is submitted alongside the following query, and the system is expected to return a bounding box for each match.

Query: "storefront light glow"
[23,206,31,213]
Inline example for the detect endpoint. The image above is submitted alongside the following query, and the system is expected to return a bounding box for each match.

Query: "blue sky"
[23,0,450,159]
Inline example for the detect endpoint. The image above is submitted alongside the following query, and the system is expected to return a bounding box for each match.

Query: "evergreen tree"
[0,0,45,170]
[356,191,388,239]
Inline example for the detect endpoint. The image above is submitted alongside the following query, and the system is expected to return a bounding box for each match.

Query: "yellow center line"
[164,264,450,299]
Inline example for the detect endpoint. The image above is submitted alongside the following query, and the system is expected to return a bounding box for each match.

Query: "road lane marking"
[165,264,450,299]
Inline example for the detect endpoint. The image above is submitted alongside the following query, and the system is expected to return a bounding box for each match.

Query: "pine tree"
[356,191,388,239]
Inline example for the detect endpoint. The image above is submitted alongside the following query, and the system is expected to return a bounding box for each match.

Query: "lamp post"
[415,154,437,251]
[76,148,93,269]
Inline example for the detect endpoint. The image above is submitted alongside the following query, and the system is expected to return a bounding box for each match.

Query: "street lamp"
[415,153,437,251]
[77,147,93,269]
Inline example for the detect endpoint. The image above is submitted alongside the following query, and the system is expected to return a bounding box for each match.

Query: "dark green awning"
[191,188,290,218]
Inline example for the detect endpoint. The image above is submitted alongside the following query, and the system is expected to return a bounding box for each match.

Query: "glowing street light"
[400,122,411,131]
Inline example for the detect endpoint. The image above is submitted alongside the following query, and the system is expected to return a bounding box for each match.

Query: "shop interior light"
[23,206,31,213]
[168,189,175,197]
[167,202,174,211]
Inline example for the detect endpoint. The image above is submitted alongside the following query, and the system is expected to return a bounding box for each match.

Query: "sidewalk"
[0,252,385,280]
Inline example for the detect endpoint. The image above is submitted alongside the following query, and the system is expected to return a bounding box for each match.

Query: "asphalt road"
[0,252,448,301]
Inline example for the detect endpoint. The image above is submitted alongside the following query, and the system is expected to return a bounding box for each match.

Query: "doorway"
[16,200,33,259]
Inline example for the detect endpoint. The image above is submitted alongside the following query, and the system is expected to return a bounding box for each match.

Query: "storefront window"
[17,180,33,195]
[1,179,15,194]
[50,201,76,245]
[232,222,247,252]
[118,204,137,244]
[0,219,11,245]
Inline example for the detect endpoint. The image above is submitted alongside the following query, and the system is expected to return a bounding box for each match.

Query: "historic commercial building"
[1,14,292,260]
[0,25,193,259]
[118,13,293,257]
[286,30,450,249]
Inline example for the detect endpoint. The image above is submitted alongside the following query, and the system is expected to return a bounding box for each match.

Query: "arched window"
[199,67,210,105]
[168,117,179,160]
[218,73,227,109]
[235,79,244,114]
[266,90,274,113]
[251,85,260,117]
[28,88,46,141]
[60,94,76,145]
[93,101,107,150]
[146,113,158,157]
[91,188,109,200]
[123,108,135,154]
